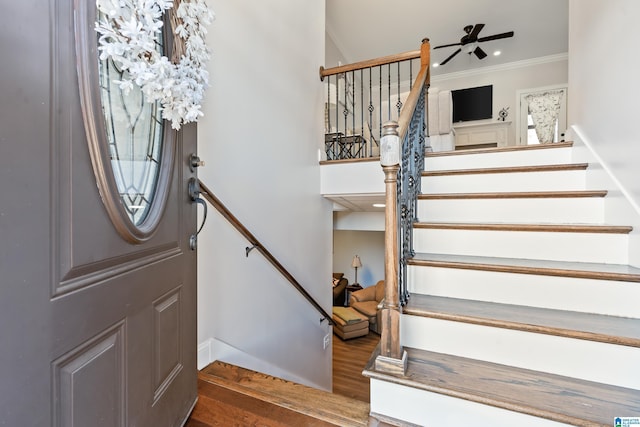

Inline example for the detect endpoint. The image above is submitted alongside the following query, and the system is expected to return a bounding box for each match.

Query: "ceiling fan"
[434,24,514,66]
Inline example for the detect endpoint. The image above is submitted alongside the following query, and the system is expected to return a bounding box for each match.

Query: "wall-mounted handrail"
[198,180,333,326]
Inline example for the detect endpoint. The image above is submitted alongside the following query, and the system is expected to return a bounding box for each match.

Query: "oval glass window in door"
[74,2,176,244]
[99,50,164,226]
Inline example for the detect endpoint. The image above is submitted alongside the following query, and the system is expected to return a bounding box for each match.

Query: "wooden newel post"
[421,38,430,70]
[376,121,408,375]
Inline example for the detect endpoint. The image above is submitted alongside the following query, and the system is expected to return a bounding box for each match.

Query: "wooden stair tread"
[414,221,633,234]
[363,346,640,427]
[422,163,588,177]
[409,252,640,282]
[199,361,370,426]
[403,294,640,347]
[425,141,574,157]
[418,190,608,200]
[189,378,338,426]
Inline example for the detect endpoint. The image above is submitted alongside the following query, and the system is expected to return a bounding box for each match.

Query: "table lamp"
[351,255,362,285]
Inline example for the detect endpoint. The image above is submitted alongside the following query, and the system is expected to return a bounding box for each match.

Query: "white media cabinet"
[453,121,511,149]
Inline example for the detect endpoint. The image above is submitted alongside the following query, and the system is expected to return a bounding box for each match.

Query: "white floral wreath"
[95,0,214,130]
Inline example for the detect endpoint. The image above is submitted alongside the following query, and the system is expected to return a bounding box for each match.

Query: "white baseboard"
[196,337,329,391]
[197,338,214,370]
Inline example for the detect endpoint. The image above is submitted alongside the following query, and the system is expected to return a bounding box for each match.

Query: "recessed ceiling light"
[432,63,439,68]
[373,203,385,208]
[493,50,501,56]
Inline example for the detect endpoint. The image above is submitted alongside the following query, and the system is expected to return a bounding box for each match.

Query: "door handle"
[188,177,207,250]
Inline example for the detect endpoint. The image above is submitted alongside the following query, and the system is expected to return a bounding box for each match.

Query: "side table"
[344,284,363,306]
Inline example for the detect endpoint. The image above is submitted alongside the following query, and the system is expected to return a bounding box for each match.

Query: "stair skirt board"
[407,265,640,318]
[412,228,629,264]
[370,379,572,427]
[417,196,605,224]
[421,170,588,194]
[400,315,640,390]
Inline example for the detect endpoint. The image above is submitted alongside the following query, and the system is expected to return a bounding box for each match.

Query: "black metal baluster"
[360,68,365,156]
[378,65,382,140]
[387,63,391,122]
[368,67,375,153]
[343,73,348,143]
[396,61,402,117]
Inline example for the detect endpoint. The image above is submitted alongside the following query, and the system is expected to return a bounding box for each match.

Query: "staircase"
[364,142,640,426]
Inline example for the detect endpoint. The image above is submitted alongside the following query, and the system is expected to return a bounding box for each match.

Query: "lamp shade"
[351,255,362,269]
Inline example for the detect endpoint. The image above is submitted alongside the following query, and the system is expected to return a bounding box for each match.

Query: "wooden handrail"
[198,180,333,326]
[319,49,421,81]
[397,39,431,141]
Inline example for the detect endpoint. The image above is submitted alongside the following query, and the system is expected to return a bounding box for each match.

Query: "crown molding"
[431,53,568,83]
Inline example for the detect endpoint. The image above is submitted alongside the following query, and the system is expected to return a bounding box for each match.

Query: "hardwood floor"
[332,331,379,403]
[188,378,337,426]
[185,330,380,426]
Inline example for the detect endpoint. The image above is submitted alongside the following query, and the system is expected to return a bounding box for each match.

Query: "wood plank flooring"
[185,330,380,426]
[332,331,380,402]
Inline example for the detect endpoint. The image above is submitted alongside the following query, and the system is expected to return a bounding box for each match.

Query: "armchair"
[349,280,384,333]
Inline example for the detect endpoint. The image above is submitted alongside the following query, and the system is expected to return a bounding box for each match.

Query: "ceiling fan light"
[464,42,477,54]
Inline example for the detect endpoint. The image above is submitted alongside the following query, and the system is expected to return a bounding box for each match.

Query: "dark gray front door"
[0,1,198,426]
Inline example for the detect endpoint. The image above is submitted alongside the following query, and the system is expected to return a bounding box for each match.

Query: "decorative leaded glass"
[98,17,164,226]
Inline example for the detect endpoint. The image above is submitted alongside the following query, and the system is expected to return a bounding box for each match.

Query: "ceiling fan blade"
[474,46,487,60]
[478,31,514,43]
[439,48,461,66]
[468,23,485,39]
[434,42,462,49]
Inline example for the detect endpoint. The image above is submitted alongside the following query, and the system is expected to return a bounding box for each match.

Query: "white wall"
[333,230,385,288]
[334,211,384,232]
[197,0,333,390]
[325,32,347,69]
[568,0,640,267]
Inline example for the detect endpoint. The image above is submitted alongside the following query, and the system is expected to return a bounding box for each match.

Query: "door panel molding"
[152,287,183,404]
[54,243,182,298]
[52,320,126,427]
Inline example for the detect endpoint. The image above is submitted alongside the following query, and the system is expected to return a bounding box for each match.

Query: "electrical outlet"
[323,333,331,350]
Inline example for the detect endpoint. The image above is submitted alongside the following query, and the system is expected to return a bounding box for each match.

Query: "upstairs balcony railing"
[320,48,424,161]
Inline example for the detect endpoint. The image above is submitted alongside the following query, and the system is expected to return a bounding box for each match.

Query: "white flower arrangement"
[95,0,214,129]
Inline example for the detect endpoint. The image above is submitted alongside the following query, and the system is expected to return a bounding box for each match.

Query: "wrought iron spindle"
[321,51,423,161]
[396,62,403,117]
[397,82,427,305]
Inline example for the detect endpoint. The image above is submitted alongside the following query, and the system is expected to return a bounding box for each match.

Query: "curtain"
[525,90,564,143]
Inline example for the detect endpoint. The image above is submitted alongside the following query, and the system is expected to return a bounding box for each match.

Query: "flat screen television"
[451,85,493,122]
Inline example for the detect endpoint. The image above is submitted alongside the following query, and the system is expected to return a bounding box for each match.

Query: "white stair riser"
[413,228,629,264]
[425,147,574,171]
[370,379,571,427]
[401,316,640,389]
[407,265,640,318]
[417,197,605,224]
[421,170,587,193]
